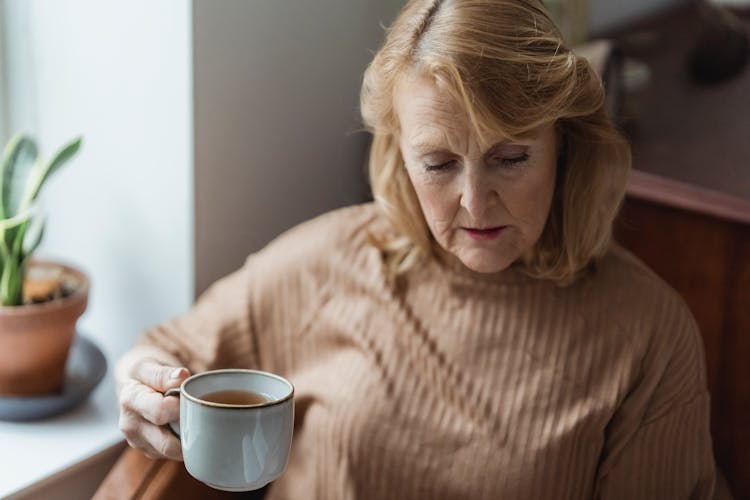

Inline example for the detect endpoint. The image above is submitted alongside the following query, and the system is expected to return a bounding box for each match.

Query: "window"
[0,2,8,146]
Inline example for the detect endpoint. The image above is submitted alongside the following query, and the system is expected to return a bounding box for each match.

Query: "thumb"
[131,359,191,392]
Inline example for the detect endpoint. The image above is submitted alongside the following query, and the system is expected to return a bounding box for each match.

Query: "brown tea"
[200,389,271,405]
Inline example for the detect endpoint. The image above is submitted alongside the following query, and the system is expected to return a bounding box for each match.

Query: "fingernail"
[169,368,184,381]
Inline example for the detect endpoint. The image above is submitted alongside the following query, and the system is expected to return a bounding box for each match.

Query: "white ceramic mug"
[165,369,294,492]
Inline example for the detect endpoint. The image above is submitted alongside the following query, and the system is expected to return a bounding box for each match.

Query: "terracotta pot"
[0,261,89,396]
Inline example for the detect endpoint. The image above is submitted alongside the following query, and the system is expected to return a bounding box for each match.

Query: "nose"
[459,170,498,221]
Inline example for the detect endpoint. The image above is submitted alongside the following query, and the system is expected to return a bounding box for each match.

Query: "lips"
[462,226,506,241]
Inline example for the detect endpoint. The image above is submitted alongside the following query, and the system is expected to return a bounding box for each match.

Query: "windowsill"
[0,372,123,498]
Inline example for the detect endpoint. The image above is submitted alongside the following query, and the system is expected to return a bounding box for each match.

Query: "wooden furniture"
[91,447,267,499]
[605,4,750,499]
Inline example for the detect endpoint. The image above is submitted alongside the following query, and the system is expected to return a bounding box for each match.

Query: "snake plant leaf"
[0,134,38,219]
[0,258,23,306]
[20,136,82,211]
[0,133,81,305]
[21,217,45,264]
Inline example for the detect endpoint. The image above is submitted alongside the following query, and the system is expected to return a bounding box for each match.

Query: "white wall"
[2,0,194,361]
[0,5,7,145]
[192,0,405,294]
[1,0,407,352]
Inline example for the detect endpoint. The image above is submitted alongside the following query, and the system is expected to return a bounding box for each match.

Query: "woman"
[116,1,729,498]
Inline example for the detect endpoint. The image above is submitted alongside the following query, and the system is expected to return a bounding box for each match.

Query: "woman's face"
[394,75,558,274]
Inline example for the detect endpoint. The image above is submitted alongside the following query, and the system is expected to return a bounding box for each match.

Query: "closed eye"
[424,159,457,172]
[426,154,530,172]
[496,153,529,167]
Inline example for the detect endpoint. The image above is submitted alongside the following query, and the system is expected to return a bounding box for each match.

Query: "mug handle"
[164,387,181,438]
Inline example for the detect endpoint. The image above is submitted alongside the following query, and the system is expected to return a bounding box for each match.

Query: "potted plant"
[0,133,88,396]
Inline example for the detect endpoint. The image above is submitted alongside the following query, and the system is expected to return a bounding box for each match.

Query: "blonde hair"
[360,0,631,285]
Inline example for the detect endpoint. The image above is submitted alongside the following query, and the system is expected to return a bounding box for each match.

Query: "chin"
[457,252,515,274]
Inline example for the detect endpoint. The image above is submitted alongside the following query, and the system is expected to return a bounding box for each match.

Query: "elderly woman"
[116,0,727,499]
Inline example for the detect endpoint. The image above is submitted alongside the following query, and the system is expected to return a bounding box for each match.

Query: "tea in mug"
[200,389,271,405]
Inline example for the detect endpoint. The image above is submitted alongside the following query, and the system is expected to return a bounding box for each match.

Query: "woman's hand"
[116,354,191,461]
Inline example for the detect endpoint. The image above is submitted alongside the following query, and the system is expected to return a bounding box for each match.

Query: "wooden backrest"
[616,196,749,499]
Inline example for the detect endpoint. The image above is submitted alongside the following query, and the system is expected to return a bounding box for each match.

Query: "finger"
[120,409,166,459]
[121,410,183,461]
[130,359,190,392]
[122,382,181,426]
[140,418,183,461]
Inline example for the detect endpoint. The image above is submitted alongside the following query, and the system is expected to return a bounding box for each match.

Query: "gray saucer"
[0,334,107,422]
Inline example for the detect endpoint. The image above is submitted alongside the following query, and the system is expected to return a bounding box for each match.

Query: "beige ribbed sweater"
[137,203,729,500]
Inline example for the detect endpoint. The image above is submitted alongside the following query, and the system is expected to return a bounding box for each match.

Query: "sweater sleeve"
[130,204,372,375]
[593,293,732,500]
[134,254,260,374]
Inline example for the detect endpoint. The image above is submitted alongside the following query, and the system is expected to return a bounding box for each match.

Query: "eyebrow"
[411,143,453,155]
[409,138,518,156]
